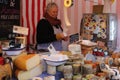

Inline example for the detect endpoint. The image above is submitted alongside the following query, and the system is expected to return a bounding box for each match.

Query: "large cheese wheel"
[14,54,40,70]
[15,64,43,80]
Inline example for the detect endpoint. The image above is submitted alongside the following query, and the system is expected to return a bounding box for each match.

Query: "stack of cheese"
[14,54,43,80]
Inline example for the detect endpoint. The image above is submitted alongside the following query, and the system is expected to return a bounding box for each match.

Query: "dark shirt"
[36,19,63,44]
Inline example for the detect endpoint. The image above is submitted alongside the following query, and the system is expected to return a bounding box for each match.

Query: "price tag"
[48,44,57,54]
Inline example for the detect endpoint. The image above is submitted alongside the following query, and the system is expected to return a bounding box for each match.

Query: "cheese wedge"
[14,54,40,70]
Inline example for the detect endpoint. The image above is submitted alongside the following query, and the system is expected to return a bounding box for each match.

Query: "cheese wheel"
[72,64,80,74]
[44,76,55,80]
[47,65,56,75]
[14,54,40,70]
[15,64,43,80]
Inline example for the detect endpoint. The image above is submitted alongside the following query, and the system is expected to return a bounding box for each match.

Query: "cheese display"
[14,54,40,70]
[15,64,43,80]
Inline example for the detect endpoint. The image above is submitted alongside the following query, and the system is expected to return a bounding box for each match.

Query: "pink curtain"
[21,0,46,46]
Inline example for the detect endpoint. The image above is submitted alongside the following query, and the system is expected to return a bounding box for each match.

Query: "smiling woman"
[36,2,68,51]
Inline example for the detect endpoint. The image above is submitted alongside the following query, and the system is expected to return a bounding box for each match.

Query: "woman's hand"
[56,33,69,41]
[62,36,69,41]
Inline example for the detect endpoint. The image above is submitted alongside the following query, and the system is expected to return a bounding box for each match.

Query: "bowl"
[2,47,25,56]
[43,54,69,66]
[44,59,68,66]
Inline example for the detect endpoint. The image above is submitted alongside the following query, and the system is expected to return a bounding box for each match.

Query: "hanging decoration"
[64,7,71,27]
[64,0,73,8]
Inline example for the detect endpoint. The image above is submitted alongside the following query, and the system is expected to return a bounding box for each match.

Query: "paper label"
[48,44,57,54]
[13,26,29,35]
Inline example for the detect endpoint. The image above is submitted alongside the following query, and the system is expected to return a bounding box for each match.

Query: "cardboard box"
[93,5,104,13]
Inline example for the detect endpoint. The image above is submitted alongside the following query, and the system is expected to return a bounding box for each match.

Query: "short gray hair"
[46,2,58,12]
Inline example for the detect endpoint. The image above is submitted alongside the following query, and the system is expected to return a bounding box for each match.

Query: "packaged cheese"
[15,64,43,80]
[14,54,40,70]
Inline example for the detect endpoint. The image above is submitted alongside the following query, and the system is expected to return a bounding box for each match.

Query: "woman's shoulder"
[38,18,48,23]
[39,18,46,21]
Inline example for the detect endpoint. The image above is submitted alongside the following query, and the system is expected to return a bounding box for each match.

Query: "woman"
[36,2,68,51]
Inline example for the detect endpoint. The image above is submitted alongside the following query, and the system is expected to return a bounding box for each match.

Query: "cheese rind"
[14,54,40,70]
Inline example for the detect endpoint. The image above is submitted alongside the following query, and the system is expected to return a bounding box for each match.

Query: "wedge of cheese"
[14,54,40,70]
[15,64,43,80]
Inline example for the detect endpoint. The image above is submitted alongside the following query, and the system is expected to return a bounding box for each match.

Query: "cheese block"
[15,64,43,80]
[14,54,40,70]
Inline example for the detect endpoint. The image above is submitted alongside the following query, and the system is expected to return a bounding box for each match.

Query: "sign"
[13,26,29,35]
[0,0,20,40]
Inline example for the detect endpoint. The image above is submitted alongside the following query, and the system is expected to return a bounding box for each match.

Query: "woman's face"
[47,6,58,18]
